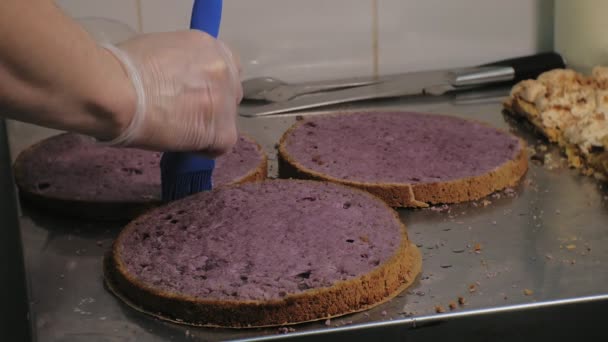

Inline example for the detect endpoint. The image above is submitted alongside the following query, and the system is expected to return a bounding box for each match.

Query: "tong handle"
[480,51,566,83]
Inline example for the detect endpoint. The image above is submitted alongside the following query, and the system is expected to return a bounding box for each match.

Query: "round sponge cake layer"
[106,179,421,328]
[279,111,528,207]
[13,133,267,219]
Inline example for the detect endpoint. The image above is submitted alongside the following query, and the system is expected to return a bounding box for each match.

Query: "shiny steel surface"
[6,87,608,341]
[242,76,383,102]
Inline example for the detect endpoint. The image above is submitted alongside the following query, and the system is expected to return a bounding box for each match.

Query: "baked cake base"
[279,112,528,208]
[104,246,421,328]
[104,180,421,328]
[13,133,267,220]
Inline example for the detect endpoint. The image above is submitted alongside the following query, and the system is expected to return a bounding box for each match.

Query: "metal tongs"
[239,52,565,117]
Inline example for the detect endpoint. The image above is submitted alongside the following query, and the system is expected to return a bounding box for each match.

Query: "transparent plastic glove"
[100,30,242,156]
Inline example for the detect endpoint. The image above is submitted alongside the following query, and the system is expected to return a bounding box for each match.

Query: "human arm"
[0,0,242,154]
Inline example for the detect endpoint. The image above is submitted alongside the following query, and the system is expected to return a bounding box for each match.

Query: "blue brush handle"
[162,0,223,175]
[191,0,222,37]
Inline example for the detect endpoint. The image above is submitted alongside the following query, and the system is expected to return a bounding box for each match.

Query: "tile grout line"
[135,0,143,33]
[372,0,379,78]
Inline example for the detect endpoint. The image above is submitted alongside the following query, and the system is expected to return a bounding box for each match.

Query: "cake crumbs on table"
[473,243,482,253]
[429,204,450,212]
[523,289,534,296]
[324,319,331,326]
[468,284,477,293]
[334,320,353,327]
[277,327,296,334]
[503,187,516,196]
[481,199,492,207]
[458,296,466,305]
[545,254,553,260]
[448,302,457,310]
[381,310,388,316]
[435,306,445,313]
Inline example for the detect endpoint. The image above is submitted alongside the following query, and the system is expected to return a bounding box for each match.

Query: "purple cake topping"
[17,134,263,202]
[283,112,521,183]
[118,180,404,301]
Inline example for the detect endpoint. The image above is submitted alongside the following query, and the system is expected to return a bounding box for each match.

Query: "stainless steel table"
[5,87,608,341]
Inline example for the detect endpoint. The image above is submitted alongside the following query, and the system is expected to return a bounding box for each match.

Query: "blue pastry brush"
[160,0,223,202]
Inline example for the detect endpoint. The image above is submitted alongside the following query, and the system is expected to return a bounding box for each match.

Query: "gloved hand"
[100,30,242,156]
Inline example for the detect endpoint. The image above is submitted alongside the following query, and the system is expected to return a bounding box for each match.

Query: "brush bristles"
[161,171,214,202]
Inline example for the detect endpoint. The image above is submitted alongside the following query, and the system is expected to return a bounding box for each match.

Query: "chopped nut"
[324,319,331,326]
[458,296,466,305]
[523,289,533,296]
[468,284,477,293]
[481,199,492,207]
[448,302,457,310]
[566,244,576,250]
[435,306,445,313]
[474,243,482,253]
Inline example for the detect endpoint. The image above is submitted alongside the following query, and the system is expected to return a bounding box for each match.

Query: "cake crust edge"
[12,133,268,220]
[104,179,422,328]
[277,113,528,208]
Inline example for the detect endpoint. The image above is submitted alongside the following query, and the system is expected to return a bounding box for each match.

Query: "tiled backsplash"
[56,0,554,82]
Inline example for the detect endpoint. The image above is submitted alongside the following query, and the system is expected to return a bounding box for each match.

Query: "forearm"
[0,0,134,140]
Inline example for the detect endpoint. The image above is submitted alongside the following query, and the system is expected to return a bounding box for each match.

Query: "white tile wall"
[377,0,555,75]
[54,0,555,82]
[139,0,375,83]
[55,0,140,43]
